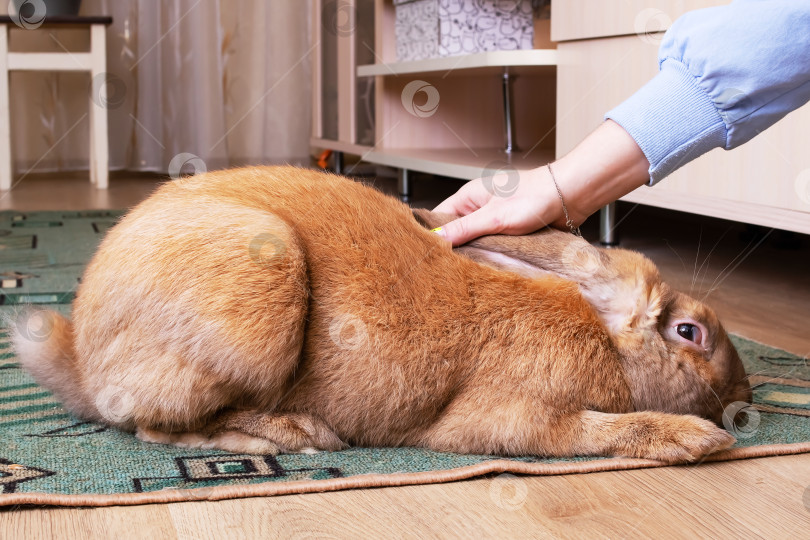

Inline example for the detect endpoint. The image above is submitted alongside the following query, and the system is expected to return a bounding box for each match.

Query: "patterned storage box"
[395,0,440,61]
[394,0,535,61]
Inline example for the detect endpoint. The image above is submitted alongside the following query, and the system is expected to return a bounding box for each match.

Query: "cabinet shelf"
[313,1,557,193]
[357,49,558,77]
[310,138,371,156]
[362,147,554,180]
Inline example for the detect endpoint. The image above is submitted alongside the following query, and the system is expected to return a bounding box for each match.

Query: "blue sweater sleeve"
[605,0,810,185]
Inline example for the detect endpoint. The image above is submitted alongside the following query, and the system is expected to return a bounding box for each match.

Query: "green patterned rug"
[0,210,808,507]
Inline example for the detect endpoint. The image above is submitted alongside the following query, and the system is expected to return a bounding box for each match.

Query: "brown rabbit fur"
[13,166,752,463]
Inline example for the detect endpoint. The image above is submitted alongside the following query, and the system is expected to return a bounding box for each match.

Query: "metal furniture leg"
[501,67,517,154]
[599,202,619,247]
[334,151,344,175]
[398,168,411,202]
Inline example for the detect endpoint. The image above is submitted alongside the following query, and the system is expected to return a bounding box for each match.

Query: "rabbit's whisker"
[706,384,725,411]
[696,226,732,296]
[664,240,687,275]
[738,368,772,382]
[702,228,772,301]
[748,376,790,390]
[690,228,703,296]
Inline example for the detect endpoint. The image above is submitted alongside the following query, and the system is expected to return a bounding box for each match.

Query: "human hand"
[432,166,571,246]
[432,120,651,246]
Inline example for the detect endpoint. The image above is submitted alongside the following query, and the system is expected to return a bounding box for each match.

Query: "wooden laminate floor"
[1,171,809,539]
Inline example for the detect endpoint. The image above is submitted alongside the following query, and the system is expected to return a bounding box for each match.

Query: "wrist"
[523,165,568,231]
[540,163,584,231]
[550,120,650,224]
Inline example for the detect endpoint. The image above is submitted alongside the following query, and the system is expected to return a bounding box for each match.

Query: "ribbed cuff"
[605,59,728,185]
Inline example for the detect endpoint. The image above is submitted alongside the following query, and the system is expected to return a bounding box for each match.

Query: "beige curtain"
[8,0,312,174]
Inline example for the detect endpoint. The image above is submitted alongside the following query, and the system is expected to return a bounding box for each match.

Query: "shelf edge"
[357,49,558,77]
[310,138,372,156]
[620,189,810,235]
[361,149,554,181]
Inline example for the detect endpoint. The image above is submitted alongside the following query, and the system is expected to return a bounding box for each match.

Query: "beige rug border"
[2,441,808,508]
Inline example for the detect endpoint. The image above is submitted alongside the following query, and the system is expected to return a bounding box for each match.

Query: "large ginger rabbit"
[14,166,752,463]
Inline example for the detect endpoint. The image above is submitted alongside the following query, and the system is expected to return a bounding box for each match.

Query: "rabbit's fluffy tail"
[12,309,98,421]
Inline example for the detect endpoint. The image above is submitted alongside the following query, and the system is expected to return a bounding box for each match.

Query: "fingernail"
[432,227,446,237]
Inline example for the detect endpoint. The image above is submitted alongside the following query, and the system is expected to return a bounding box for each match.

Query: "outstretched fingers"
[432,178,494,216]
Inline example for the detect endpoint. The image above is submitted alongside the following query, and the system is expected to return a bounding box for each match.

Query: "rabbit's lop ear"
[412,209,456,231]
[588,253,669,335]
[411,209,667,336]
[467,231,669,337]
[411,209,556,278]
[453,246,556,280]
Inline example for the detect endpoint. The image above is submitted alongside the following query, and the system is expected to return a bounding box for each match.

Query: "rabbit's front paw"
[629,414,736,464]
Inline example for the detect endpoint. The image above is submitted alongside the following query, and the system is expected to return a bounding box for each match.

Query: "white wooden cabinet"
[553,1,810,235]
[311,0,557,182]
[311,0,810,235]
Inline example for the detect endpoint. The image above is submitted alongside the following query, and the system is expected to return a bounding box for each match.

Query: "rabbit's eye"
[676,323,702,344]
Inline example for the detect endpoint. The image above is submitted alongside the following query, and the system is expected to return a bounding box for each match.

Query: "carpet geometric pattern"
[0,210,808,507]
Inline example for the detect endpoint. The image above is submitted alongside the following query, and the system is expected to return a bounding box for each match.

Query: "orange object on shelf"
[316,150,332,169]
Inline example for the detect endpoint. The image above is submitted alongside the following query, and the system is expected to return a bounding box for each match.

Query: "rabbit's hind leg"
[135,425,280,454]
[81,204,312,438]
[135,410,347,455]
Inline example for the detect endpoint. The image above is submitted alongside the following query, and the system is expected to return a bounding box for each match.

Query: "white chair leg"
[0,25,12,191]
[89,23,108,189]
